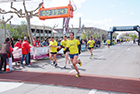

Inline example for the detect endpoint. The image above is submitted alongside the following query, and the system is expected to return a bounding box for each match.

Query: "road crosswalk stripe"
[88,89,97,94]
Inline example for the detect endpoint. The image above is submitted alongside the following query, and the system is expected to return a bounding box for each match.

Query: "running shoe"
[54,63,57,67]
[20,64,24,68]
[29,63,32,65]
[89,56,92,59]
[90,54,93,59]
[27,64,31,67]
[64,65,66,69]
[78,59,82,66]
[53,61,55,64]
[76,73,80,77]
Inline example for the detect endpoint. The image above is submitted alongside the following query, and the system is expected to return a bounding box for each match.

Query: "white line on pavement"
[69,70,75,73]
[127,48,130,51]
[0,82,23,93]
[88,89,97,94]
[98,55,104,58]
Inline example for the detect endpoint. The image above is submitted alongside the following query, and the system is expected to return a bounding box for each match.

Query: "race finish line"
[0,71,140,94]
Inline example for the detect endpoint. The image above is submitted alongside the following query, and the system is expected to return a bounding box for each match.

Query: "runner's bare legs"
[65,52,69,66]
[70,56,79,73]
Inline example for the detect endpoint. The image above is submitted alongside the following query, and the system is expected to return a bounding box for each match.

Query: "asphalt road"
[13,41,140,78]
[0,41,140,94]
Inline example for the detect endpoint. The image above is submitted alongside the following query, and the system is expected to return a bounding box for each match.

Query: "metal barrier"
[81,44,87,51]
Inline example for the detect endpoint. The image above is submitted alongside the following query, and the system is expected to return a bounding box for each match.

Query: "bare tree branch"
[5,15,13,23]
[23,0,28,13]
[10,2,25,18]
[0,8,25,18]
[28,2,43,13]
[11,2,19,12]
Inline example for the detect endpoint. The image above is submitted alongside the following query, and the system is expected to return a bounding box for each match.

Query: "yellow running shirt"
[87,40,95,48]
[106,39,111,44]
[67,39,80,54]
[61,40,68,51]
[49,41,58,53]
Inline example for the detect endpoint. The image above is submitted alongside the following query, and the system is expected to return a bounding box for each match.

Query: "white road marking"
[98,55,104,58]
[127,48,130,51]
[69,70,75,73]
[88,89,97,94]
[0,82,23,93]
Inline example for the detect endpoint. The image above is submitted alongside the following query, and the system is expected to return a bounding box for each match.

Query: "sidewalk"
[0,71,140,94]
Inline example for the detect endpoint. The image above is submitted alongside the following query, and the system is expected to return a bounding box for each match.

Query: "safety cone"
[6,63,10,71]
[5,63,11,73]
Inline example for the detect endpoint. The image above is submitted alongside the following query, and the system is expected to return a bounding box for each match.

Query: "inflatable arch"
[108,25,140,45]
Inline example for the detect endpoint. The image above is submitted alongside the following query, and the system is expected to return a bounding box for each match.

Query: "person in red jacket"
[28,45,31,65]
[8,45,14,71]
[20,37,31,67]
[14,38,22,49]
[26,45,31,65]
[36,38,41,47]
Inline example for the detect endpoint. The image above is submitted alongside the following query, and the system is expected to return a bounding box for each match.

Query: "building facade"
[54,27,108,41]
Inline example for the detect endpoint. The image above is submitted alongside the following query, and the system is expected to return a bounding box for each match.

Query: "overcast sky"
[0,0,140,31]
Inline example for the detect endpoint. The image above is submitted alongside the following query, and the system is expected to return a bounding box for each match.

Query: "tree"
[0,15,13,39]
[0,0,43,45]
[131,34,138,39]
[16,21,27,36]
[81,32,87,39]
[6,24,17,37]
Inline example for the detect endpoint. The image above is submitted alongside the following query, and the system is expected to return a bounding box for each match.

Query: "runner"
[87,37,95,59]
[66,32,82,77]
[120,38,122,44]
[60,36,70,68]
[49,37,58,67]
[106,38,111,49]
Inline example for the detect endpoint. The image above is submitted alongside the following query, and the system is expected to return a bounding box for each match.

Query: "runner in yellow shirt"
[66,32,82,77]
[120,39,122,44]
[60,36,70,68]
[87,37,95,59]
[49,37,58,67]
[106,38,111,49]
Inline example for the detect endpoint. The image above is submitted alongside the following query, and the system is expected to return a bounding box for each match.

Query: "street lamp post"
[42,24,45,40]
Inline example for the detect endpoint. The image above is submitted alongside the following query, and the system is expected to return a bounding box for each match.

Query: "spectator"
[97,39,101,47]
[36,38,41,47]
[14,38,22,49]
[81,39,86,44]
[10,38,14,48]
[95,39,98,48]
[26,45,31,65]
[42,38,47,46]
[60,37,63,41]
[0,38,10,72]
[8,43,14,71]
[33,37,37,47]
[56,39,60,46]
[46,38,50,46]
[20,37,31,67]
